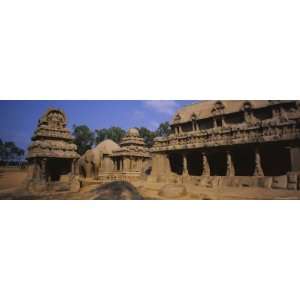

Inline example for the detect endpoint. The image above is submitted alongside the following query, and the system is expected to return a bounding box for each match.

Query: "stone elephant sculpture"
[78,147,104,179]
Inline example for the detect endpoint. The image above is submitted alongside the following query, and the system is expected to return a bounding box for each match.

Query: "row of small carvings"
[33,130,73,139]
[112,147,150,154]
[38,124,69,132]
[151,133,300,152]
[154,122,299,146]
[171,118,298,137]
[151,130,300,151]
[97,175,140,181]
[28,140,77,150]
[27,149,79,158]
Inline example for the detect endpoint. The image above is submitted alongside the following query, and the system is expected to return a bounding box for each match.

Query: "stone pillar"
[75,158,80,175]
[179,126,182,134]
[213,118,217,128]
[41,158,47,181]
[163,154,172,175]
[221,116,226,127]
[253,147,264,176]
[124,157,131,172]
[71,159,75,175]
[182,153,188,176]
[137,158,142,172]
[202,152,210,176]
[288,147,300,172]
[32,158,38,179]
[226,151,235,176]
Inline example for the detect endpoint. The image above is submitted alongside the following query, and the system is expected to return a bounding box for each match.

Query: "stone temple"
[27,101,300,195]
[78,128,151,184]
[27,108,80,192]
[150,100,300,190]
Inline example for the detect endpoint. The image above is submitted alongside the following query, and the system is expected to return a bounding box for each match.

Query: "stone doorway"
[207,151,227,176]
[260,145,291,176]
[186,151,202,176]
[169,153,183,175]
[46,158,72,182]
[232,146,255,176]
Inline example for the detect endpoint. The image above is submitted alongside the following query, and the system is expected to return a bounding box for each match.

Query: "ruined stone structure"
[150,100,300,190]
[79,128,151,184]
[27,108,80,192]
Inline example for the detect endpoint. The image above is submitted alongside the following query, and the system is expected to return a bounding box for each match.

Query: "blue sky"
[0,100,196,150]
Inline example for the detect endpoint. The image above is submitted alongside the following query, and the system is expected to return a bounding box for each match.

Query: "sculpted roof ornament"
[191,112,197,120]
[27,108,79,159]
[174,113,181,123]
[241,101,253,111]
[212,101,225,115]
[112,128,150,158]
[38,108,67,128]
[170,100,294,124]
[127,128,140,137]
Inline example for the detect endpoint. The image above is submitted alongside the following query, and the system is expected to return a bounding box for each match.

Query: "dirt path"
[0,169,299,200]
[0,168,27,191]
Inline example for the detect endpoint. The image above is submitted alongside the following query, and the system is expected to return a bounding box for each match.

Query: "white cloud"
[148,121,160,131]
[143,100,178,115]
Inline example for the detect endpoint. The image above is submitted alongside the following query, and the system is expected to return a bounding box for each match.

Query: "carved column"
[123,157,129,172]
[253,147,264,176]
[287,147,300,172]
[151,154,159,176]
[121,159,124,172]
[71,159,75,175]
[41,158,47,181]
[202,152,210,176]
[182,153,188,176]
[163,154,172,175]
[213,118,217,128]
[74,158,79,175]
[226,151,235,176]
[32,158,38,179]
[192,121,195,131]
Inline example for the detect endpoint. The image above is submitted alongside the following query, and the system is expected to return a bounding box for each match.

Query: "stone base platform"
[147,172,300,191]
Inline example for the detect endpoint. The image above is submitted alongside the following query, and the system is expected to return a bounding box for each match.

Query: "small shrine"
[27,108,80,191]
[111,128,151,174]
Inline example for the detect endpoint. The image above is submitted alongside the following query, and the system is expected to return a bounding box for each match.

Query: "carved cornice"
[151,121,300,152]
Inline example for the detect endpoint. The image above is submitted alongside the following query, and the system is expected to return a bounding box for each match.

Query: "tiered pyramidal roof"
[27,108,79,159]
[112,128,150,158]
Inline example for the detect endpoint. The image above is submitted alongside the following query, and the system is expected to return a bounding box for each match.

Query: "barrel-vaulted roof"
[95,139,120,155]
[171,100,281,124]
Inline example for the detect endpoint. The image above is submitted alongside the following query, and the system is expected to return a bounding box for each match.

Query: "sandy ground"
[0,168,299,200]
[0,167,28,191]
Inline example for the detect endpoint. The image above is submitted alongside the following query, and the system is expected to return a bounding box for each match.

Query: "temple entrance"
[46,158,72,181]
[232,146,255,176]
[207,151,227,176]
[260,145,291,176]
[186,151,202,176]
[169,153,183,175]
